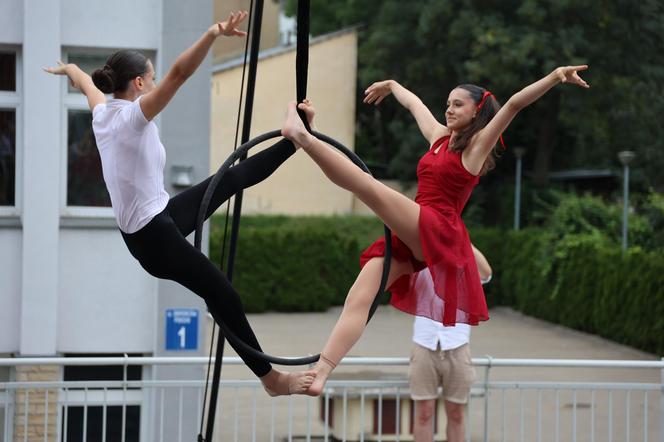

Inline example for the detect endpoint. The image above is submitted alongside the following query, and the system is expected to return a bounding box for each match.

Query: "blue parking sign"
[165,309,199,351]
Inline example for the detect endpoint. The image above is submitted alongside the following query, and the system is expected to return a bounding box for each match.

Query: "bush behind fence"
[210,215,664,355]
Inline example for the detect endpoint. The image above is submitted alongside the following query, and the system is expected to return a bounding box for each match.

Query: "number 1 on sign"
[178,326,186,348]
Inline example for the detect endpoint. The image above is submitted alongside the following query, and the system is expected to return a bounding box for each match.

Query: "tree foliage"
[285,0,664,219]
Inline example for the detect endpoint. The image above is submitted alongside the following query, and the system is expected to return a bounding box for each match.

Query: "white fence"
[0,356,662,441]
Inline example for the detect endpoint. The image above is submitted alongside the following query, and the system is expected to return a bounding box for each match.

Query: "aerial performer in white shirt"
[280,62,589,396]
[44,11,314,396]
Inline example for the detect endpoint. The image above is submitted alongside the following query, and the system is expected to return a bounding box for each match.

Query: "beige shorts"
[408,343,475,404]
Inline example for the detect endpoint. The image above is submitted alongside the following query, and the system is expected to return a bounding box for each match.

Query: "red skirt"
[360,206,489,326]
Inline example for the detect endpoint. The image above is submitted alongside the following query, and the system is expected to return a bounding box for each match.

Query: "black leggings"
[121,139,296,377]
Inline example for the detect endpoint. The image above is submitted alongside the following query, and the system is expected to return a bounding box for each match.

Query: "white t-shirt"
[412,269,491,351]
[92,97,169,234]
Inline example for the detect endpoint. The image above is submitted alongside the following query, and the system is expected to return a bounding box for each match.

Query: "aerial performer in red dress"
[281,65,590,395]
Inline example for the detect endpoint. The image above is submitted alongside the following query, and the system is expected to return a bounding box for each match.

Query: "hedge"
[209,215,664,355]
[473,228,664,355]
[209,215,385,312]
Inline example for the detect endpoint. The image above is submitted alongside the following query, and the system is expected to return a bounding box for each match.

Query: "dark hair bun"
[92,66,117,94]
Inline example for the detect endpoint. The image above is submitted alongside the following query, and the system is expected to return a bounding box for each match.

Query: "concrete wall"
[0,230,21,352]
[0,0,22,44]
[57,229,157,353]
[61,0,161,49]
[210,29,358,215]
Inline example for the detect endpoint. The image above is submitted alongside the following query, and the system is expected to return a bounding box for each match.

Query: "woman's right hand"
[554,65,590,88]
[209,11,248,38]
[363,80,394,106]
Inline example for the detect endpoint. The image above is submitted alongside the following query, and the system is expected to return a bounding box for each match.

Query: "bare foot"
[305,355,336,397]
[281,102,314,149]
[261,368,316,397]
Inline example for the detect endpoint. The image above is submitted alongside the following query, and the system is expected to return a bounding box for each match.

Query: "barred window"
[62,354,143,442]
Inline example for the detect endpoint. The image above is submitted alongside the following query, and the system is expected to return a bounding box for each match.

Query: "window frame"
[60,49,115,219]
[0,46,22,217]
[59,48,157,221]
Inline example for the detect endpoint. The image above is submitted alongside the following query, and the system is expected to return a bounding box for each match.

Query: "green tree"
[285,0,664,225]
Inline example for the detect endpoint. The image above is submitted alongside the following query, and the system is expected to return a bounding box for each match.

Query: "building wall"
[0,230,21,352]
[0,0,210,358]
[0,0,22,44]
[61,0,161,49]
[210,30,358,215]
[57,229,157,353]
[212,0,281,64]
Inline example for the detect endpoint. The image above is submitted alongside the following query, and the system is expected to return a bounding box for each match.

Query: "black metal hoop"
[194,130,392,365]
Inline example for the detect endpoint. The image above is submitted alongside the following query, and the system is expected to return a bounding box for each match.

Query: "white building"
[0,0,216,439]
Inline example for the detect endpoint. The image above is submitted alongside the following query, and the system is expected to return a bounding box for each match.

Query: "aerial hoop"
[193,129,393,365]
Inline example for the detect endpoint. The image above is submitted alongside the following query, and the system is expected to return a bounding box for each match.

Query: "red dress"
[360,136,489,326]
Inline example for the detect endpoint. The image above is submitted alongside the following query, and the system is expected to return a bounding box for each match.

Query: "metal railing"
[0,356,662,442]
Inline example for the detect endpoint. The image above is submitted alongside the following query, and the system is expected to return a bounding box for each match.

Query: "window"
[0,110,15,206]
[62,50,155,217]
[63,52,114,215]
[63,406,140,442]
[66,54,108,94]
[61,354,143,442]
[0,53,16,91]
[66,110,110,207]
[0,49,19,213]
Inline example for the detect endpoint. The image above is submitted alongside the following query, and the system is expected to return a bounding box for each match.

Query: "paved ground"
[205,306,661,441]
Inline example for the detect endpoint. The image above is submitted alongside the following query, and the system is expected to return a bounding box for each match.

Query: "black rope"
[195,3,393,437]
[199,1,259,441]
[295,0,311,132]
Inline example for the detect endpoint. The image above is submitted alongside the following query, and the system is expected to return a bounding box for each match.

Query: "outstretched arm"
[364,80,448,145]
[43,62,106,111]
[139,11,248,121]
[464,65,590,174]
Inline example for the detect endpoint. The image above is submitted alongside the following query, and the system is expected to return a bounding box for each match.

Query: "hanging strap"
[199,1,264,441]
[296,0,312,132]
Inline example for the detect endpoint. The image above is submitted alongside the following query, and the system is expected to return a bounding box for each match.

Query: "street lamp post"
[617,150,635,251]
[513,147,526,231]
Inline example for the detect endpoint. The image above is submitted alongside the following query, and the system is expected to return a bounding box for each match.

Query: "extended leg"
[306,257,413,396]
[167,138,296,236]
[122,216,313,395]
[282,103,424,260]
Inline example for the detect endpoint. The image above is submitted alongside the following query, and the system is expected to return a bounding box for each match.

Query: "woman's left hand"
[554,65,590,88]
[363,80,394,105]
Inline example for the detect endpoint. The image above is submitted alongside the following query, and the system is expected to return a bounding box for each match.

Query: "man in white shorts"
[409,245,492,442]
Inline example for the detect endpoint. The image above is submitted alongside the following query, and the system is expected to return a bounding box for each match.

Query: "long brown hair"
[449,84,502,175]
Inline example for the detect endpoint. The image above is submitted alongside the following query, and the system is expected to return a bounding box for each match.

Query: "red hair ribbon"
[476,90,493,111]
[477,90,507,150]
